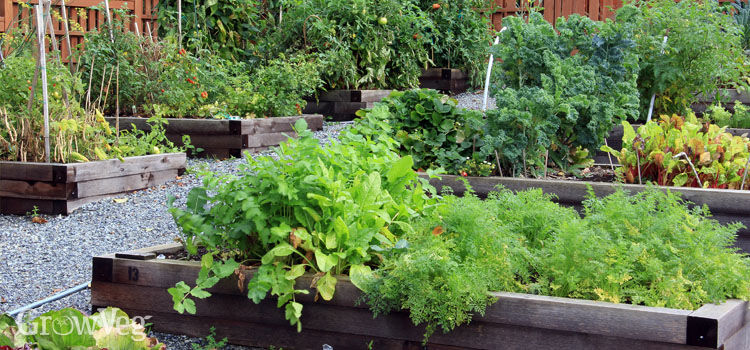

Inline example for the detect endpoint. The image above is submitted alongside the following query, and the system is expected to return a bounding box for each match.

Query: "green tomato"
[378,17,388,25]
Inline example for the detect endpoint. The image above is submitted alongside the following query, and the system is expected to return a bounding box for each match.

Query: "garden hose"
[6,281,89,317]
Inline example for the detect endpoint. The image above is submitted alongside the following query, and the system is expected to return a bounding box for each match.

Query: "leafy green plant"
[732,0,750,51]
[355,89,484,174]
[482,12,639,177]
[615,0,747,117]
[602,115,750,189]
[705,102,750,129]
[155,0,271,62]
[168,119,436,330]
[0,308,165,349]
[410,0,494,86]
[273,0,431,89]
[222,54,323,118]
[190,326,227,350]
[365,187,750,341]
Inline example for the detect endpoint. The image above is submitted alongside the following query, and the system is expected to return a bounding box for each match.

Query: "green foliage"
[355,89,484,174]
[0,307,165,349]
[155,0,271,62]
[365,188,750,340]
[732,0,750,51]
[615,0,747,117]
[222,54,323,118]
[273,0,431,89]
[168,119,436,330]
[190,326,227,350]
[602,115,750,189]
[483,12,639,176]
[705,102,750,129]
[409,0,493,86]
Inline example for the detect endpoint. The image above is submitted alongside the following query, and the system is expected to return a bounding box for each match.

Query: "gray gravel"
[453,91,496,111]
[0,122,348,349]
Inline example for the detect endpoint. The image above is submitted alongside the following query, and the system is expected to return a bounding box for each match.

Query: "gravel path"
[0,122,349,350]
[453,90,496,111]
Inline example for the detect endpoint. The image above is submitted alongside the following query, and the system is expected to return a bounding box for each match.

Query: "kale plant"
[482,12,640,177]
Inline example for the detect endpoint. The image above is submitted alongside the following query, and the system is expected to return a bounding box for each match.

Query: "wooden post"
[34,4,50,163]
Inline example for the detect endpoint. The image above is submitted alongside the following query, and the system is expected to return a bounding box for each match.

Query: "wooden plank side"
[724,321,750,350]
[107,117,235,135]
[75,168,178,198]
[242,115,324,135]
[0,180,75,200]
[91,281,706,350]
[69,153,185,182]
[0,196,67,215]
[688,300,749,348]
[0,162,69,182]
[94,251,702,346]
[484,291,690,345]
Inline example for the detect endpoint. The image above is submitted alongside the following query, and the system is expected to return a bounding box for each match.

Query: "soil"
[544,165,617,183]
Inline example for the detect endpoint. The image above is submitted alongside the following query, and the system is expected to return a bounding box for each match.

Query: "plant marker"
[35,4,50,163]
[483,27,506,112]
[646,34,669,122]
[741,155,750,191]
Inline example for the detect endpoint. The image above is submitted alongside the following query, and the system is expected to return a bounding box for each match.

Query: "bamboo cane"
[35,4,51,163]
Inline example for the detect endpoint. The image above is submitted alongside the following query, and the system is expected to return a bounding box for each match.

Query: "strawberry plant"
[602,115,750,189]
[355,89,484,174]
[168,119,436,330]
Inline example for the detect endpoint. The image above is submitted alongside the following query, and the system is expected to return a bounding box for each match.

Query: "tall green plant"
[615,0,747,117]
[482,12,639,176]
[168,120,436,330]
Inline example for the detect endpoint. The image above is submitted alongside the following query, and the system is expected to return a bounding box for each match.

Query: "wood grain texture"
[91,247,748,349]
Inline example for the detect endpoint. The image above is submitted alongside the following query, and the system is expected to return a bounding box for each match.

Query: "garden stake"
[43,0,72,118]
[604,139,615,172]
[34,4,50,163]
[94,65,108,111]
[101,67,114,111]
[544,150,549,178]
[177,0,182,49]
[115,63,120,142]
[741,155,750,191]
[103,0,115,42]
[483,27,506,112]
[60,0,74,73]
[646,34,668,122]
[85,54,96,112]
[673,152,703,188]
[494,149,504,177]
[134,22,144,51]
[146,22,154,43]
[636,152,642,185]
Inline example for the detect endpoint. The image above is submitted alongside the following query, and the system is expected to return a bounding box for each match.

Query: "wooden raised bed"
[693,89,750,115]
[107,115,324,159]
[0,153,186,215]
[91,243,750,350]
[593,125,750,165]
[419,68,469,94]
[303,90,392,122]
[425,174,750,254]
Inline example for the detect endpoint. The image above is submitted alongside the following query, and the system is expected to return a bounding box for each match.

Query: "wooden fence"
[0,0,157,59]
[490,0,623,29]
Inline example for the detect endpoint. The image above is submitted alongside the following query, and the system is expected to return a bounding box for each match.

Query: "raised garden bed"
[425,174,750,254]
[0,153,186,215]
[91,242,750,350]
[303,90,392,121]
[418,68,468,94]
[593,125,750,165]
[107,115,324,159]
[693,89,750,115]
